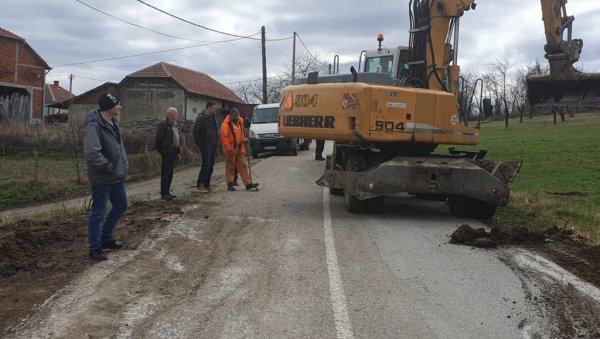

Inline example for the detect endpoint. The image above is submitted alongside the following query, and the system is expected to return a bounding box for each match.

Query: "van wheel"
[291,149,298,156]
[252,151,258,159]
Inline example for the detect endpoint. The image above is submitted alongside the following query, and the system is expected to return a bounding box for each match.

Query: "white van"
[248,103,298,158]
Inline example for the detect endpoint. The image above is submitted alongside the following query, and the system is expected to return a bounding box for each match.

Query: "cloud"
[1,0,598,95]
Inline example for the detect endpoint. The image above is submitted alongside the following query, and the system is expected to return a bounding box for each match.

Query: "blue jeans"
[197,145,217,187]
[88,181,128,251]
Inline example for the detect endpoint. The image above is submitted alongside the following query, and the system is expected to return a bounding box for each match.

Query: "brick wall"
[0,39,18,83]
[0,36,48,122]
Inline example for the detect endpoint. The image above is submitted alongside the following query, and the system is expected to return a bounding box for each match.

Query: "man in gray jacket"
[154,107,180,200]
[83,93,129,261]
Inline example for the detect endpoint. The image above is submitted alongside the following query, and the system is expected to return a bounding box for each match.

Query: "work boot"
[161,194,172,200]
[246,183,259,191]
[315,156,325,161]
[168,193,177,198]
[102,239,124,250]
[89,249,107,261]
[227,183,236,191]
[195,186,209,193]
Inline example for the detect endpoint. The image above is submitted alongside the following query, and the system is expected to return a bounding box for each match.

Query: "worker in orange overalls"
[220,108,259,191]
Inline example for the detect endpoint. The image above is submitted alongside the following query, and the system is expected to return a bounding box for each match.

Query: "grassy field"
[0,148,200,210]
[444,113,600,244]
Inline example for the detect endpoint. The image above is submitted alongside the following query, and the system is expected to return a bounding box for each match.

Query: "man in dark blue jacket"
[192,102,219,193]
[83,93,129,261]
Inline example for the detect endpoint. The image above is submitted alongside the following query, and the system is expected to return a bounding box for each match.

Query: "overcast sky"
[2,0,599,96]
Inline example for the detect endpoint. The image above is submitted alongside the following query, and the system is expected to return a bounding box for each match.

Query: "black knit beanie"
[99,93,120,111]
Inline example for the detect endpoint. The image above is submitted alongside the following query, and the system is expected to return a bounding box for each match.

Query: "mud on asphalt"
[1,203,600,336]
[451,223,600,338]
[0,200,184,334]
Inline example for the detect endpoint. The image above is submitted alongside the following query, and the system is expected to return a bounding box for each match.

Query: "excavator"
[278,0,523,218]
[277,0,600,217]
[527,0,600,112]
[278,0,522,218]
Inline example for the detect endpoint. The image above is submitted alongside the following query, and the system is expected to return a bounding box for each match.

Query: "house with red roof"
[0,27,51,123]
[68,62,253,122]
[44,80,75,121]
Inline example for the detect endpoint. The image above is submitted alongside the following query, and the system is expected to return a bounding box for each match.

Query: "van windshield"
[252,107,278,124]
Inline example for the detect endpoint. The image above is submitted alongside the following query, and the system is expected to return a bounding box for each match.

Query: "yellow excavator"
[278,0,522,218]
[527,0,600,111]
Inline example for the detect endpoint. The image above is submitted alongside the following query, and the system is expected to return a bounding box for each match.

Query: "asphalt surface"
[5,142,600,338]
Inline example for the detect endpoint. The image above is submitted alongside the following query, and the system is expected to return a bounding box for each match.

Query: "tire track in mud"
[6,201,249,338]
[501,249,600,338]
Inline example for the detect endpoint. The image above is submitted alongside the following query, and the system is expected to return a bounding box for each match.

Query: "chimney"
[53,81,59,86]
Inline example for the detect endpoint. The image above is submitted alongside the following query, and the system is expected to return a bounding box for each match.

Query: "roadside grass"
[445,113,600,244]
[0,148,201,210]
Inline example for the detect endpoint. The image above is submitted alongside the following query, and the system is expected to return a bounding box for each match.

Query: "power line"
[296,34,328,66]
[51,35,257,68]
[75,0,214,42]
[73,74,111,82]
[136,0,292,42]
[136,0,259,40]
[223,74,287,85]
[163,37,250,63]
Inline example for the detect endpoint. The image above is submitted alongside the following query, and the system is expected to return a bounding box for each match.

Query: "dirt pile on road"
[450,224,600,290]
[0,201,183,334]
[450,224,574,248]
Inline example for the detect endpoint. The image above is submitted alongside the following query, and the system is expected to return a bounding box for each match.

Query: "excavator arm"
[540,0,582,77]
[408,0,476,95]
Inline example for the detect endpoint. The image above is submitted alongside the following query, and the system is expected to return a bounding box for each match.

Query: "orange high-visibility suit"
[220,115,252,185]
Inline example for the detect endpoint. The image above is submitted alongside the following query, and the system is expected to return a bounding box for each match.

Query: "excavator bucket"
[527,73,600,113]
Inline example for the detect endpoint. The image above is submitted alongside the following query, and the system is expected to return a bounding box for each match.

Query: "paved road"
[7,142,600,338]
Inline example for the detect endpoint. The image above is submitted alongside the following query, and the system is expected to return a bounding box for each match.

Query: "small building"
[0,27,51,124]
[69,62,252,122]
[44,80,75,122]
[66,82,120,122]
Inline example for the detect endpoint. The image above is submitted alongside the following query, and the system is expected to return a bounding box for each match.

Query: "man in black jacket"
[155,107,180,200]
[193,102,219,193]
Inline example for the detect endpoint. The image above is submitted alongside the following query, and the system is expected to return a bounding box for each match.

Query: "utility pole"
[69,74,74,93]
[291,32,296,84]
[261,26,267,104]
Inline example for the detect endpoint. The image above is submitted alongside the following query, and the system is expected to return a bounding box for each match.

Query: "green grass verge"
[442,113,600,244]
[0,149,202,210]
[0,179,89,209]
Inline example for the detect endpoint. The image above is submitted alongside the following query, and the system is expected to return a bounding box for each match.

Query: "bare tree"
[482,72,501,119]
[513,65,530,123]
[232,77,287,104]
[488,58,513,128]
[457,71,485,123]
[231,52,328,104]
